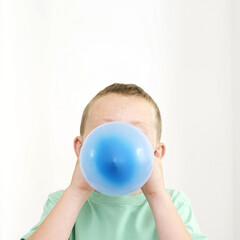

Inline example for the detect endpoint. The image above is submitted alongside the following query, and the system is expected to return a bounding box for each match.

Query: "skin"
[73,93,166,196]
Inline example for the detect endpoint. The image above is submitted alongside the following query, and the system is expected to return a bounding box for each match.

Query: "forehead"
[87,94,156,125]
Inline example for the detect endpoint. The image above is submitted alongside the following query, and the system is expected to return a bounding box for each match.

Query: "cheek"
[145,134,156,150]
[136,128,155,148]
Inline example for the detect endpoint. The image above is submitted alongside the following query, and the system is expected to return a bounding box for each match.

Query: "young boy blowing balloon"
[21,83,208,240]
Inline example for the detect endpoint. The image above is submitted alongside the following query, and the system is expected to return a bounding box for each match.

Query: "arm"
[27,187,92,240]
[141,147,192,240]
[145,190,192,240]
[27,159,94,240]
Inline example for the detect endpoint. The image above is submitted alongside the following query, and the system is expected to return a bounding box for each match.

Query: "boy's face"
[76,93,165,196]
[83,93,158,149]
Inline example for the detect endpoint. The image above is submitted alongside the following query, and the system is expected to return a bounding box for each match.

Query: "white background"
[0,0,239,239]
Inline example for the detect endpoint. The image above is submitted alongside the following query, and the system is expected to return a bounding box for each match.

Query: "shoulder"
[46,189,65,203]
[166,188,191,207]
[166,189,208,239]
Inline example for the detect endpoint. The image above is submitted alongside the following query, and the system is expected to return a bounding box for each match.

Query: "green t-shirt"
[21,188,207,240]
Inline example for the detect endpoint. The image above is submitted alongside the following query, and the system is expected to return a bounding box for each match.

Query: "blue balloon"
[80,122,154,196]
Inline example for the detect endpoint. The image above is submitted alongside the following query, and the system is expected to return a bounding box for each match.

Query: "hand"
[141,156,166,197]
[69,157,94,193]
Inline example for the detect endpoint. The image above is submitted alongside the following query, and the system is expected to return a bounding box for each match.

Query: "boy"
[21,83,207,240]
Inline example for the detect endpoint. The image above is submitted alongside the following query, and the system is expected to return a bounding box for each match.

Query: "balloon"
[80,121,154,196]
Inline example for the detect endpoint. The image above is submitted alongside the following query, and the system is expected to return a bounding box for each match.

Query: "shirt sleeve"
[20,190,64,240]
[173,190,208,240]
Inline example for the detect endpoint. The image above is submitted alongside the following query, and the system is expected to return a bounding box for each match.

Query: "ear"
[73,136,83,159]
[154,142,166,159]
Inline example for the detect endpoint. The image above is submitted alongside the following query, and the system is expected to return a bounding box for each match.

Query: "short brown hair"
[80,83,162,142]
